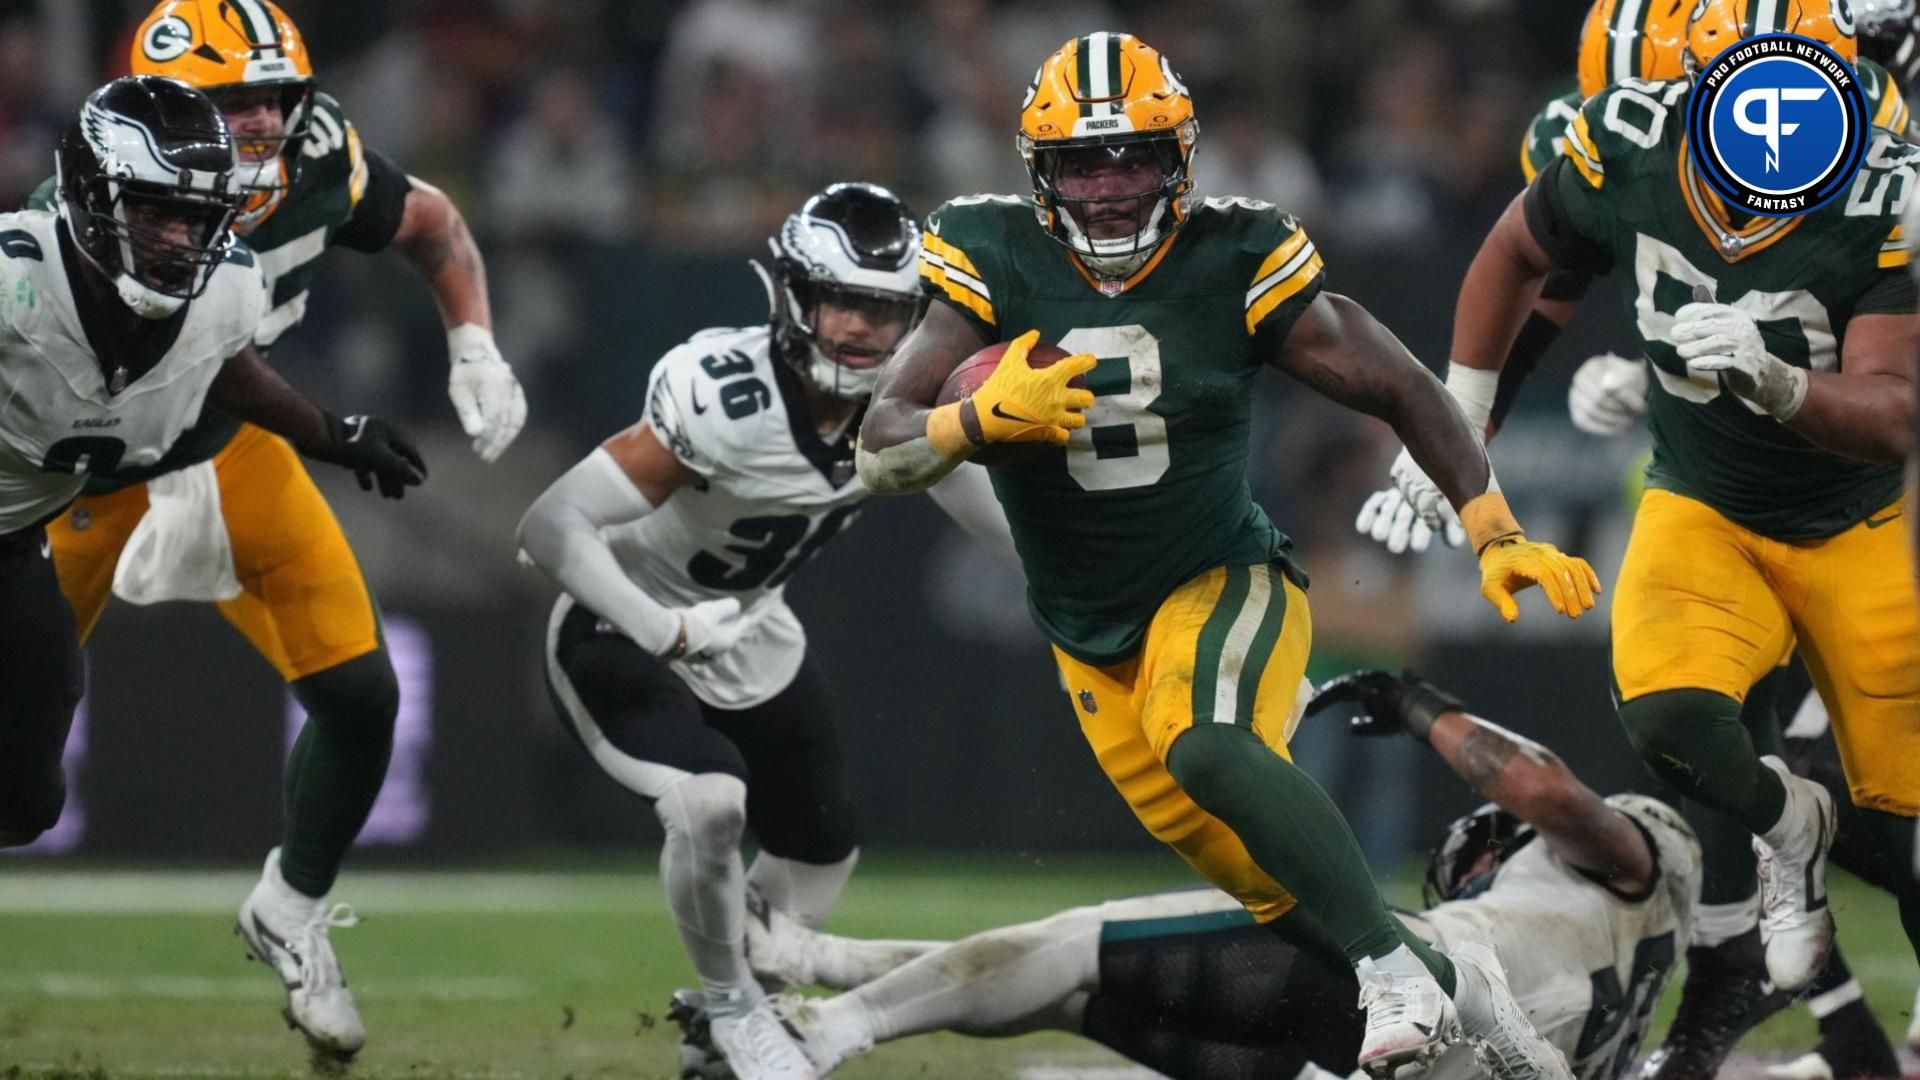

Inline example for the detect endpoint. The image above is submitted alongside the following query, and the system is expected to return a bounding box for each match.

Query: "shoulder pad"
[1858,59,1913,136]
[1203,199,1324,336]
[923,195,1023,332]
[1521,90,1586,184]
[643,327,777,476]
[1563,78,1691,191]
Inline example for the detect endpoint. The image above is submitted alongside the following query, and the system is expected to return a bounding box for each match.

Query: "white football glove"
[1671,302,1808,420]
[1355,448,1467,554]
[446,323,528,463]
[672,597,756,664]
[1568,352,1649,436]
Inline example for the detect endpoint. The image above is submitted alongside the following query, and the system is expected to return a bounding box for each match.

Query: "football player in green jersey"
[859,31,1598,1078]
[19,0,521,1063]
[1433,0,1920,1025]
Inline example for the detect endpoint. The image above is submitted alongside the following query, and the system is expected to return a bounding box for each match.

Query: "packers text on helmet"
[1017,32,1197,280]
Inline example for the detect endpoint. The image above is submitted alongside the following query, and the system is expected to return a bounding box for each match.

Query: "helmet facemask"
[1022,127,1194,279]
[754,182,926,403]
[205,80,314,231]
[56,83,243,320]
[1423,804,1535,907]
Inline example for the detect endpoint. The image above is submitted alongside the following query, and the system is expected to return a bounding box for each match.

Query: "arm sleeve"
[331,147,412,254]
[925,463,1020,566]
[1523,156,1616,277]
[516,448,680,654]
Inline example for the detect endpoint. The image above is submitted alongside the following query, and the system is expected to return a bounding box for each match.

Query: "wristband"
[1461,491,1525,555]
[926,402,974,458]
[1444,363,1501,432]
[447,322,499,364]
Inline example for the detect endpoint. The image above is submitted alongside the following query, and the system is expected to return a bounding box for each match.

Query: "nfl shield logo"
[1078,689,1098,714]
[1098,278,1124,297]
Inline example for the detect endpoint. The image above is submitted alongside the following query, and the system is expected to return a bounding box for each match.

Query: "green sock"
[278,648,398,898]
[1687,674,1789,903]
[1168,723,1455,993]
[1619,689,1786,836]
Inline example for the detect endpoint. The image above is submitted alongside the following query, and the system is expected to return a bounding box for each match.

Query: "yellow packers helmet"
[1017,32,1198,279]
[1579,0,1692,96]
[1685,0,1859,76]
[130,0,315,226]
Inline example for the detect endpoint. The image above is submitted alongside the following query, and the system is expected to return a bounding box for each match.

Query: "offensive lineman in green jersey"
[23,0,523,1062]
[1433,0,1920,1020]
[858,32,1598,1078]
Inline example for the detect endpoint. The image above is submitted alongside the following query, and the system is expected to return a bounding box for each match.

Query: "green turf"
[0,856,1910,1079]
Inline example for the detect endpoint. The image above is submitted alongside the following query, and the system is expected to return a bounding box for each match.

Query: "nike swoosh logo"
[250,914,306,989]
[40,539,50,559]
[1865,512,1902,529]
[989,403,1041,425]
[690,385,708,415]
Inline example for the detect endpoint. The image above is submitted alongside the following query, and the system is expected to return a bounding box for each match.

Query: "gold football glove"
[971,330,1097,444]
[1461,491,1601,622]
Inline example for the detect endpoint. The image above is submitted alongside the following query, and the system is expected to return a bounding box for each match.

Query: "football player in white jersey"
[0,79,420,857]
[707,671,1697,1080]
[517,182,1012,1080]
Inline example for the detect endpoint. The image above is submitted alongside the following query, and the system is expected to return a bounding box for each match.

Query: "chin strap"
[115,272,186,319]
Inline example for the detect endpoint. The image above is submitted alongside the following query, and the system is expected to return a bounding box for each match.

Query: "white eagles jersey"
[0,211,264,535]
[605,325,869,707]
[1410,794,1702,1080]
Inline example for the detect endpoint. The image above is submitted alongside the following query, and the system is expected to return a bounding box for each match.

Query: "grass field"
[0,855,1913,1079]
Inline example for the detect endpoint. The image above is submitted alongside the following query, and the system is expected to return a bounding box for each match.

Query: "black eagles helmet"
[1425,802,1538,907]
[55,75,243,319]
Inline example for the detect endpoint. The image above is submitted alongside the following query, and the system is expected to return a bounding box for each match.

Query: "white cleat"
[1451,942,1575,1080]
[709,993,818,1080]
[1753,757,1836,992]
[235,848,365,1062]
[1764,1052,1837,1080]
[1356,954,1460,1077]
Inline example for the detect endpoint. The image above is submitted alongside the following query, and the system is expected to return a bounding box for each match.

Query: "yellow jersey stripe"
[922,233,985,281]
[346,126,369,208]
[1566,114,1605,188]
[1875,82,1904,130]
[1244,249,1323,335]
[919,261,996,325]
[1520,133,1539,185]
[1250,230,1310,285]
[1880,248,1910,268]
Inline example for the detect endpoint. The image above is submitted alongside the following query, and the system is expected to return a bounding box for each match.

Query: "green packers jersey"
[27,91,411,491]
[921,195,1319,665]
[1535,78,1917,540]
[1860,58,1916,139]
[1521,85,1584,185]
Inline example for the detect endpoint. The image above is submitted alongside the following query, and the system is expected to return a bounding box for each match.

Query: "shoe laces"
[289,902,358,992]
[1358,967,1416,1027]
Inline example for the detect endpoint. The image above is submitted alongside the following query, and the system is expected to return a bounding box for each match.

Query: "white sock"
[800,929,945,991]
[1759,756,1811,851]
[1806,977,1863,1020]
[1370,943,1435,983]
[810,903,1103,1055]
[656,774,753,999]
[748,850,858,930]
[1693,895,1760,949]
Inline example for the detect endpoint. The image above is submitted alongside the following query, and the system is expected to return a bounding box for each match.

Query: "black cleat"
[1639,927,1793,1080]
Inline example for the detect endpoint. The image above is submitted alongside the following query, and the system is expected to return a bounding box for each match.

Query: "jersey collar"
[54,222,189,396]
[1677,138,1805,263]
[1067,229,1181,297]
[769,350,862,489]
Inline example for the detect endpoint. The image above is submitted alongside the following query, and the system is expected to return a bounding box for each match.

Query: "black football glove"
[1304,669,1463,743]
[300,413,427,499]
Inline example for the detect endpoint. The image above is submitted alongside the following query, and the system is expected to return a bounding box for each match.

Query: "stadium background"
[4,0,1645,867]
[6,0,1659,865]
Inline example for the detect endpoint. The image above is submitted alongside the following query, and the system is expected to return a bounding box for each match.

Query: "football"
[935,339,1081,467]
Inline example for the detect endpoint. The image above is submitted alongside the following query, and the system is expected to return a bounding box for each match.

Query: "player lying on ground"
[0,73,423,1002]
[671,671,1698,1080]
[857,29,1596,1078]
[519,184,1014,1080]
